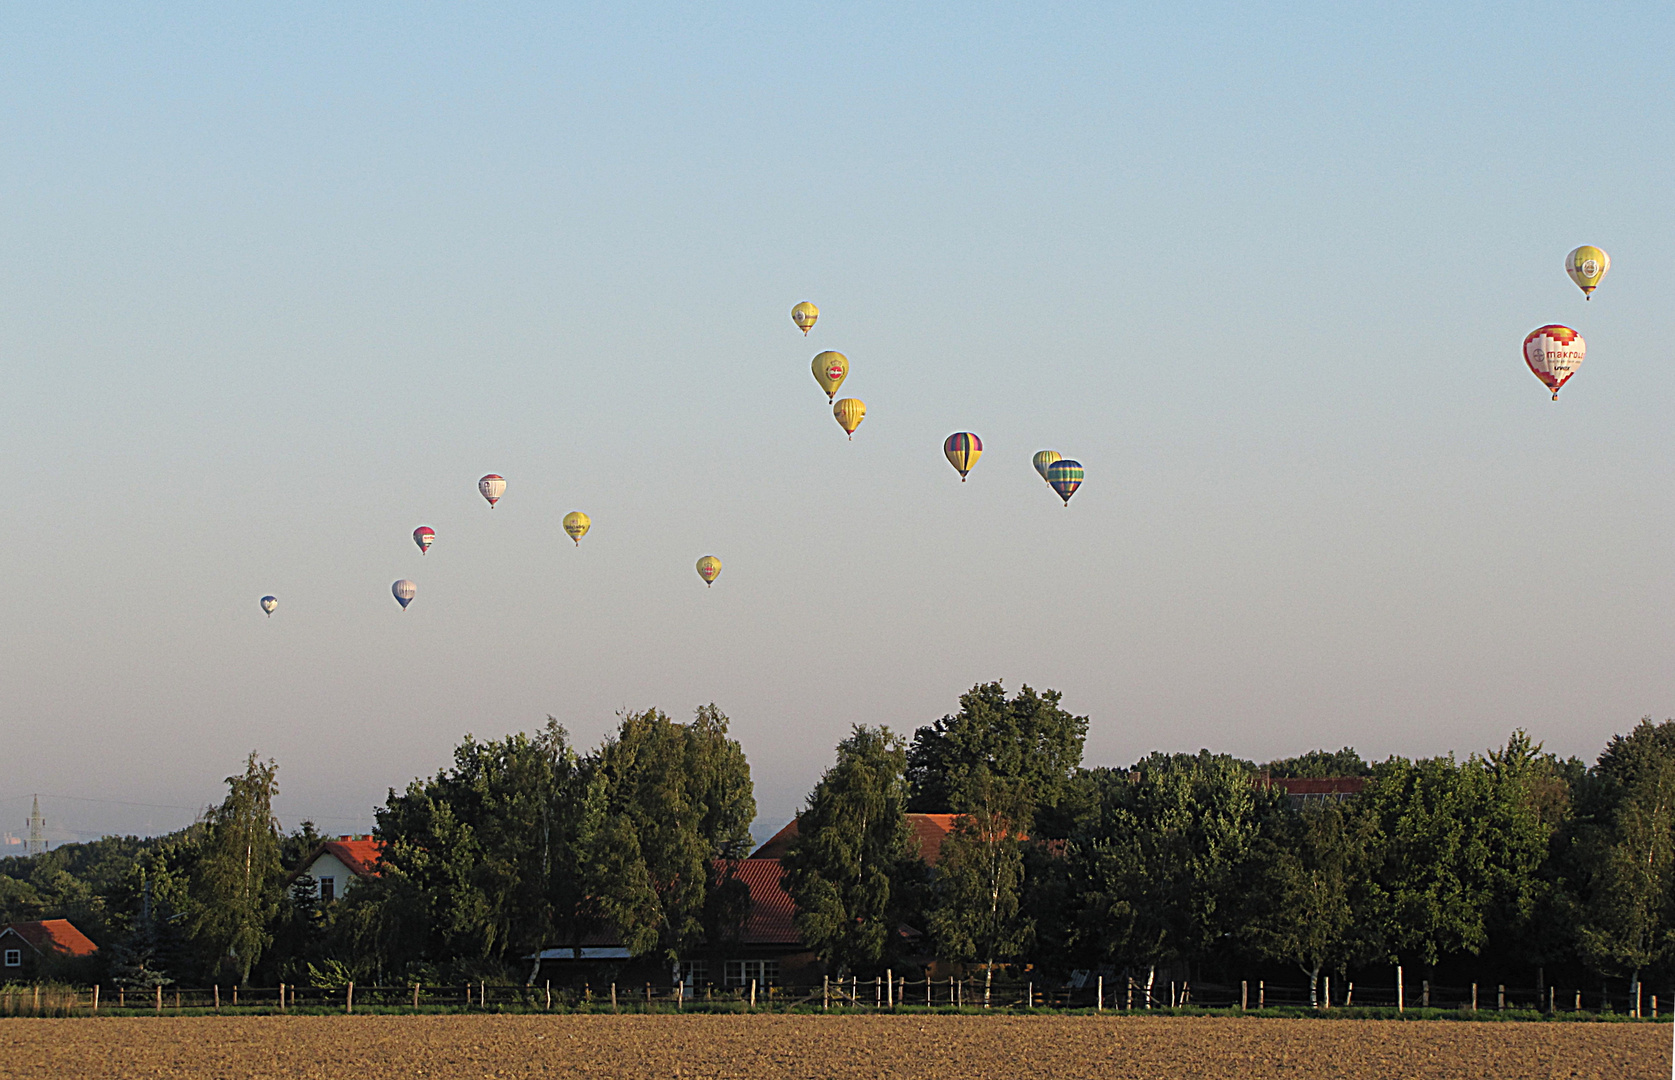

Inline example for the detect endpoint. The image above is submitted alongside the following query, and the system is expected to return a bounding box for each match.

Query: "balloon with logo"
[1523,325,1586,400]
[1032,450,1062,483]
[944,432,983,481]
[1046,459,1084,506]
[479,474,505,508]
[260,595,278,617]
[812,352,848,402]
[563,511,591,546]
[833,398,866,440]
[413,526,435,554]
[792,301,819,335]
[392,579,417,609]
[1565,246,1610,299]
[696,555,722,587]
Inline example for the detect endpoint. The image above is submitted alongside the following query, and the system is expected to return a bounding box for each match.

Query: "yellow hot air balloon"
[1032,450,1062,483]
[812,351,848,402]
[833,398,866,440]
[1565,246,1610,299]
[563,511,591,546]
[696,555,722,587]
[943,432,982,481]
[792,301,819,335]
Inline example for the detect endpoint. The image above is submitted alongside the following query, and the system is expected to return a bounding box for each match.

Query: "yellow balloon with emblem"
[792,301,819,335]
[1565,246,1610,299]
[696,555,722,587]
[833,398,866,440]
[563,511,591,546]
[812,352,848,402]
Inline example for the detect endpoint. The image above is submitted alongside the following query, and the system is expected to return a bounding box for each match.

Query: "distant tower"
[24,795,47,855]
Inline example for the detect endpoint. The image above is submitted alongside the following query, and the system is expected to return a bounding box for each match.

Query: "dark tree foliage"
[1262,748,1372,779]
[191,754,284,983]
[781,726,923,976]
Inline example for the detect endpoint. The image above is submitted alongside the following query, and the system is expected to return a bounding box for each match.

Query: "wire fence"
[0,974,1666,1018]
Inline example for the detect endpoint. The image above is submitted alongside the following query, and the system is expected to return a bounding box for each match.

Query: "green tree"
[364,719,594,980]
[783,726,922,976]
[1243,800,1374,1005]
[906,682,1088,824]
[1572,719,1675,1007]
[191,753,283,983]
[1359,755,1491,975]
[1262,748,1371,779]
[1478,732,1573,972]
[1068,753,1271,1003]
[590,705,756,964]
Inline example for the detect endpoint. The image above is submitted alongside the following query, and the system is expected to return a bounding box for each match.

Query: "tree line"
[4,685,1674,1007]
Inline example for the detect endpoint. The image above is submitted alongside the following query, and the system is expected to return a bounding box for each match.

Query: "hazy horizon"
[3,3,1672,849]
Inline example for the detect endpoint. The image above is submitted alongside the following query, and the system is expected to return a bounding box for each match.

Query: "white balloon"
[392,579,417,609]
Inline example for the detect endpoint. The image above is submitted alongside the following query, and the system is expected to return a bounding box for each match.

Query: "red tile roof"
[718,859,800,945]
[1264,777,1368,795]
[322,837,383,878]
[1,919,97,958]
[749,813,964,867]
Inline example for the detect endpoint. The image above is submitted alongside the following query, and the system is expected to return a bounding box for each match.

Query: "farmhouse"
[289,835,383,902]
[0,919,98,979]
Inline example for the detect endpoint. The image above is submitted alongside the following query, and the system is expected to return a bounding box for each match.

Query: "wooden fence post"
[1396,965,1403,1013]
[1471,983,1477,1012]
[1240,980,1247,1011]
[414,983,420,1010]
[823,975,829,1011]
[92,984,99,1014]
[346,982,353,1015]
[233,985,238,1007]
[886,969,893,1008]
[610,983,617,1012]
[155,984,163,1014]
[1098,975,1104,1013]
[546,980,552,1011]
[214,985,220,1011]
[1497,984,1505,1012]
[1323,976,1330,1010]
[750,979,757,1008]
[1258,980,1265,1009]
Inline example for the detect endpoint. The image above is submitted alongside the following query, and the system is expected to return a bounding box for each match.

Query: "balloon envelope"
[393,579,417,609]
[1032,450,1062,482]
[792,301,819,335]
[479,474,505,507]
[1046,459,1084,505]
[696,555,722,587]
[1565,246,1610,298]
[833,398,866,439]
[812,352,848,401]
[944,432,983,480]
[564,511,591,545]
[1523,325,1585,400]
[260,595,278,616]
[413,526,435,554]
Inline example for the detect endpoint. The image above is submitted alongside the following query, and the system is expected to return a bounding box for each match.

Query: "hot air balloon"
[792,301,819,335]
[696,555,722,587]
[413,526,435,554]
[1046,459,1084,506]
[812,352,848,402]
[1032,450,1062,482]
[563,511,591,546]
[833,398,866,439]
[1523,325,1586,400]
[260,595,278,617]
[944,432,982,481]
[1565,246,1610,299]
[393,579,417,609]
[479,474,505,508]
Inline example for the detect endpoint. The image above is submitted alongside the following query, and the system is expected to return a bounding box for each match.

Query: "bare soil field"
[0,1013,1662,1080]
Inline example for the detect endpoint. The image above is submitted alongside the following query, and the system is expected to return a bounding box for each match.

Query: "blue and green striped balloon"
[1046,459,1083,505]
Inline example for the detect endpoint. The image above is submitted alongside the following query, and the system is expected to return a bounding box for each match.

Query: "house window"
[319,876,335,903]
[676,961,708,989]
[4,950,19,967]
[724,960,778,988]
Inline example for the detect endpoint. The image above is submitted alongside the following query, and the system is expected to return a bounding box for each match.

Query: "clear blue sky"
[3,3,1672,845]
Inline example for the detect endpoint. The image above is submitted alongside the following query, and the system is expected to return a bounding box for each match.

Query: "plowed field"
[0,1013,1661,1079]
